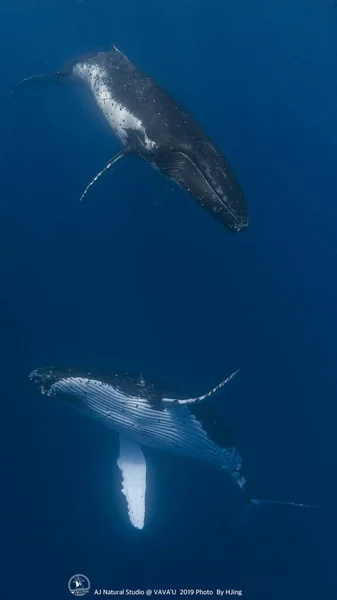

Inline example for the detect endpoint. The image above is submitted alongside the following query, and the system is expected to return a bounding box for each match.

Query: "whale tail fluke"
[10,70,70,97]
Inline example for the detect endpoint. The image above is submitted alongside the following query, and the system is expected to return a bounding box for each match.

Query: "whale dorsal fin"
[110,45,129,61]
[162,369,240,406]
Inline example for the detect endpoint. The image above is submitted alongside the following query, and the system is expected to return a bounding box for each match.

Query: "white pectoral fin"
[79,150,126,202]
[117,434,147,530]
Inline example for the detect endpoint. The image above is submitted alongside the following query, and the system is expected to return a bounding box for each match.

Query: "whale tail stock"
[161,370,318,513]
[10,69,70,97]
[10,52,101,97]
[9,59,132,203]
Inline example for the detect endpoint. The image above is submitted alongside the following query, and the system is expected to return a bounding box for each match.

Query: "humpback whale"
[29,366,315,529]
[12,46,248,233]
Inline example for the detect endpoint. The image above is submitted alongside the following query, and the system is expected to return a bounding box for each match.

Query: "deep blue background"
[0,0,335,598]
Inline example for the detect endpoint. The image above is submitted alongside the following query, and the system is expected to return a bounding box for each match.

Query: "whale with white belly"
[29,366,315,529]
[12,46,249,233]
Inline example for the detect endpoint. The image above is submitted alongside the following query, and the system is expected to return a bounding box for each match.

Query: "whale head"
[156,139,249,233]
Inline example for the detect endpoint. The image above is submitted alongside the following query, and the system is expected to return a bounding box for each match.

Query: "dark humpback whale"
[30,365,315,529]
[12,46,248,233]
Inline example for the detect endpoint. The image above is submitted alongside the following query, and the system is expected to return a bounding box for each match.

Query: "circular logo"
[68,574,91,597]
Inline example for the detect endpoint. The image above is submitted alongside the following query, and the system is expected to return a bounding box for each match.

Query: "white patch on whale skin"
[74,63,156,151]
[117,434,146,529]
[49,376,241,474]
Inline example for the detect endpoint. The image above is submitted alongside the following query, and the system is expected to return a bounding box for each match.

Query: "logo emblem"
[68,574,91,596]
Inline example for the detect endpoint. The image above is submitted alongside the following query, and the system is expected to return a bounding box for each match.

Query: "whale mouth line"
[166,150,248,231]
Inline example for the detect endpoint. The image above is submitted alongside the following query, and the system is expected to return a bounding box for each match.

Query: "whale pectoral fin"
[162,369,240,406]
[117,434,147,530]
[250,499,318,509]
[10,70,70,97]
[241,478,318,511]
[79,149,129,202]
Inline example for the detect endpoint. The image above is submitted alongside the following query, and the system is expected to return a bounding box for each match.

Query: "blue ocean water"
[1,0,335,598]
